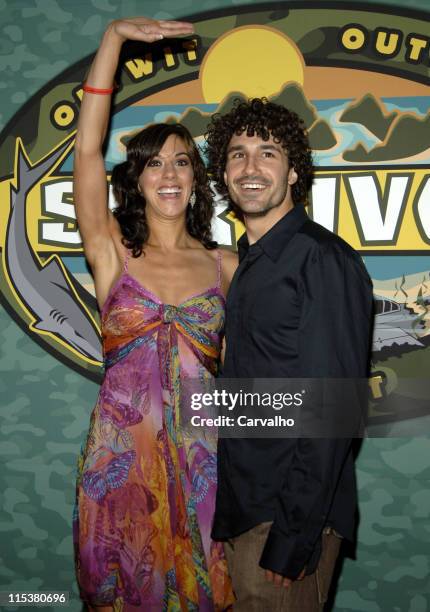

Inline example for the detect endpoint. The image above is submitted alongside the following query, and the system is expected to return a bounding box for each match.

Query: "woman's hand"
[74,15,195,296]
[108,17,194,44]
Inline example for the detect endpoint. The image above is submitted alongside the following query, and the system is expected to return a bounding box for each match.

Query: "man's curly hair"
[205,98,313,213]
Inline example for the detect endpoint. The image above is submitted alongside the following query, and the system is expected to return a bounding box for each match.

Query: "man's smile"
[236,176,270,194]
[240,182,268,190]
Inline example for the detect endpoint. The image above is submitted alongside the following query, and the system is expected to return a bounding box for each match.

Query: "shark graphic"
[4,136,103,364]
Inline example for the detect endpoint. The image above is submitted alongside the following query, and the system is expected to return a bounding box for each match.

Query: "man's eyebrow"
[226,143,282,153]
[226,144,245,153]
[259,144,282,151]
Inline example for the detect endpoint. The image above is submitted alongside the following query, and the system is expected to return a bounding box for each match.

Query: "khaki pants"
[224,523,341,611]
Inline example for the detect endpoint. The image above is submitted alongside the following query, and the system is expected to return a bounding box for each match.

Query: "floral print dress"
[73,250,233,611]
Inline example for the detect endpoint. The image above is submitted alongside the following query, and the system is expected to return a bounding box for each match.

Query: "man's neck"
[245,200,295,245]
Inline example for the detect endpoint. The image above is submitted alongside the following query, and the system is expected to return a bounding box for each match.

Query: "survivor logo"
[0,3,429,429]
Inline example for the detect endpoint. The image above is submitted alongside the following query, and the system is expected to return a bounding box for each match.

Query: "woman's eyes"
[146,157,190,167]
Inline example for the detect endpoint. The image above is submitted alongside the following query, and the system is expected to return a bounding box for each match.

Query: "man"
[205,99,373,610]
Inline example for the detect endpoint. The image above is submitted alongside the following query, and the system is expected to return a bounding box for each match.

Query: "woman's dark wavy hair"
[205,98,313,215]
[111,123,216,257]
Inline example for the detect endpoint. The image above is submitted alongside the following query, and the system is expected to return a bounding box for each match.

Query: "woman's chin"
[147,203,189,221]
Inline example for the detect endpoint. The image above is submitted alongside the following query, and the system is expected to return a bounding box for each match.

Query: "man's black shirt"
[212,203,373,578]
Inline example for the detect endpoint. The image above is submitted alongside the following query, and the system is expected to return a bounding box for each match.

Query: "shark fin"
[14,133,75,194]
[32,319,53,333]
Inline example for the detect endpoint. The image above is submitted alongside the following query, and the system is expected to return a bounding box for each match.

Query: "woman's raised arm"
[73,18,194,270]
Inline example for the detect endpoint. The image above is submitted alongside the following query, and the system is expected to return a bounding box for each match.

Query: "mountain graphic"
[339,93,397,141]
[343,112,430,162]
[167,83,337,151]
[166,91,248,134]
[307,119,337,150]
[273,83,317,126]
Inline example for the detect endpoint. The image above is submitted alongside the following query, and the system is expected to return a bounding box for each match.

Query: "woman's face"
[138,134,194,219]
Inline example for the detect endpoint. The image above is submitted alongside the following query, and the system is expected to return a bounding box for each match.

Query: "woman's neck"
[145,214,191,251]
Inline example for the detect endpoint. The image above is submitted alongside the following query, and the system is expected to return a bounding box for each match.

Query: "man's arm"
[259,242,373,580]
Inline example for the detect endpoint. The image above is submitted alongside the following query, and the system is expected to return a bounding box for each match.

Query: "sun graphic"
[200,25,305,103]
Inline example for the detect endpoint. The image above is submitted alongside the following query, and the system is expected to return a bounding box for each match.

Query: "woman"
[73,17,237,612]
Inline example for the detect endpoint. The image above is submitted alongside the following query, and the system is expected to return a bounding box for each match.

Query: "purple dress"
[74,250,233,611]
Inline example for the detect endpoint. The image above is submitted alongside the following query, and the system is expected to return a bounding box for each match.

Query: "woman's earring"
[189,191,196,209]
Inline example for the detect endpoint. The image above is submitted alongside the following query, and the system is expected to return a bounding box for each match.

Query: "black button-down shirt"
[212,203,373,578]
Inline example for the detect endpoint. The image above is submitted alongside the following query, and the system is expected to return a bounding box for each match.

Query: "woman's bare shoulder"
[219,247,238,265]
[219,248,238,284]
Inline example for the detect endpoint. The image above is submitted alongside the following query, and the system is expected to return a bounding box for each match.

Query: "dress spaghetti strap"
[123,247,131,273]
[216,249,222,289]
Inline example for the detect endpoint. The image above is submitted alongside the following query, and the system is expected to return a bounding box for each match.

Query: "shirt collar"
[237,203,308,263]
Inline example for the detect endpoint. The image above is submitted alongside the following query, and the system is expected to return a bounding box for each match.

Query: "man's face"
[224,132,298,217]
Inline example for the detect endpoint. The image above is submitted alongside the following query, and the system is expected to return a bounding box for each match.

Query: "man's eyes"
[229,151,276,159]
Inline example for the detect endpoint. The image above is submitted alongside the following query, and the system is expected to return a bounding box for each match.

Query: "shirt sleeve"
[259,242,373,578]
